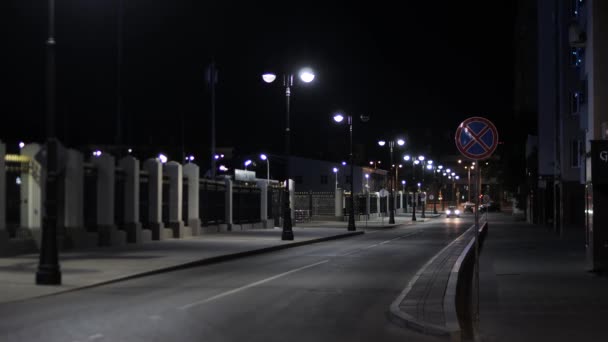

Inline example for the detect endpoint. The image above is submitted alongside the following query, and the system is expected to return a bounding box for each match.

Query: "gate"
[233,183,261,224]
[199,179,225,225]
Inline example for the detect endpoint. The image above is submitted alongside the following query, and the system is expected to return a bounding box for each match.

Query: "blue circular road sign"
[455,117,499,160]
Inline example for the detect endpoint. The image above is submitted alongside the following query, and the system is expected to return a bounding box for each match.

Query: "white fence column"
[164,161,187,238]
[120,156,146,243]
[224,177,233,231]
[21,144,42,246]
[62,149,97,248]
[0,140,6,244]
[334,188,343,217]
[256,180,269,228]
[183,163,201,235]
[289,179,295,224]
[143,158,170,240]
[92,153,125,247]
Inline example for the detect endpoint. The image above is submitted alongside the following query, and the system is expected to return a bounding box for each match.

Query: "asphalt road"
[0,215,474,342]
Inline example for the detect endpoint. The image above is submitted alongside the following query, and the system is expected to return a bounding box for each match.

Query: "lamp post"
[37,0,61,285]
[435,165,443,214]
[263,68,315,240]
[333,167,339,191]
[260,154,270,186]
[244,159,252,170]
[378,138,405,224]
[404,155,417,221]
[333,112,368,231]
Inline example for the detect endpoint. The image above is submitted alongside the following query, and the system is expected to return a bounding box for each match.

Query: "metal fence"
[233,183,261,224]
[199,179,225,225]
[295,191,335,217]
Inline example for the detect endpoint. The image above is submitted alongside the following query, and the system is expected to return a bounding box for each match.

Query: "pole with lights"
[333,112,369,231]
[36,0,61,285]
[262,68,315,240]
[378,138,405,224]
[404,155,417,221]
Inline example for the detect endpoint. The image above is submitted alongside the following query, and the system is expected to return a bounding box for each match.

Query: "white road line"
[88,334,104,340]
[178,259,330,310]
[339,231,419,256]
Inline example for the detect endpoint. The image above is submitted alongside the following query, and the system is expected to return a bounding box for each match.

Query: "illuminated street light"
[158,154,168,164]
[260,154,270,185]
[263,67,316,240]
[244,159,252,170]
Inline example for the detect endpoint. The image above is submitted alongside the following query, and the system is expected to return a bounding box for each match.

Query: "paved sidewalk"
[478,214,608,342]
[0,212,427,305]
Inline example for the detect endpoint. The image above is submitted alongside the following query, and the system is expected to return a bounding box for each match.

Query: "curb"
[8,231,365,303]
[388,224,477,340]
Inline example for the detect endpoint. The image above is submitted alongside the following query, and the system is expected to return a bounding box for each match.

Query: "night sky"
[3,1,516,167]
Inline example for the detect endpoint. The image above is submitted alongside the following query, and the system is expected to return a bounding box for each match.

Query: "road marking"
[339,232,419,256]
[178,259,330,310]
[88,334,104,340]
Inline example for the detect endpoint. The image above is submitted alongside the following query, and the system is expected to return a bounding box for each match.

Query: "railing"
[199,179,225,225]
[233,182,261,224]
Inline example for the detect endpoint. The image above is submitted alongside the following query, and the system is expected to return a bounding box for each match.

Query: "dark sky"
[3,1,516,166]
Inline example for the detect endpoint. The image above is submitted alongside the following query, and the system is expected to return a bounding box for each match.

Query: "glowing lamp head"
[158,154,168,163]
[298,68,315,83]
[332,167,338,173]
[341,161,347,166]
[365,174,369,179]
[414,160,420,165]
[426,164,432,170]
[18,142,25,149]
[244,160,252,167]
[260,154,267,161]
[262,73,276,83]
[378,140,386,147]
[333,114,345,123]
[404,155,411,161]
[418,156,425,161]
[397,139,405,146]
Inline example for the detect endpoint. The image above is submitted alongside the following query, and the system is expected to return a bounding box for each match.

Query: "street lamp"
[37,0,62,285]
[333,112,368,231]
[332,167,339,191]
[260,154,270,185]
[244,159,252,170]
[378,138,405,224]
[263,67,315,240]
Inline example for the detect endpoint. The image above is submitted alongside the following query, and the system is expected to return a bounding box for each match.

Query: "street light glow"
[365,174,369,179]
[438,165,443,169]
[333,167,338,173]
[378,140,386,146]
[18,142,25,149]
[418,155,425,161]
[414,160,420,165]
[426,164,433,170]
[260,154,267,161]
[219,165,228,171]
[299,68,315,83]
[244,160,252,167]
[333,114,345,123]
[404,155,411,161]
[397,139,405,146]
[427,160,433,164]
[158,154,168,163]
[262,73,276,83]
[342,161,347,166]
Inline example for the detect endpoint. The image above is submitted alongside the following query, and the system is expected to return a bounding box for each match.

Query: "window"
[570,48,584,68]
[570,91,581,115]
[320,175,328,185]
[570,140,582,168]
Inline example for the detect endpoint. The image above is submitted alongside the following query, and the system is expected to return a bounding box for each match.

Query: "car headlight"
[455,210,461,215]
[446,210,451,215]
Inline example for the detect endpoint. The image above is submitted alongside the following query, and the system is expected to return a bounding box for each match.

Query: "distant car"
[446,206,461,218]
[478,201,500,212]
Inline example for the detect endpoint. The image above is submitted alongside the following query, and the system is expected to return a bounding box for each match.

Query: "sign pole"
[475,163,481,325]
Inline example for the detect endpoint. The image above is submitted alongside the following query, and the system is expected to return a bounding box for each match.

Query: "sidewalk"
[0,213,423,305]
[477,214,608,342]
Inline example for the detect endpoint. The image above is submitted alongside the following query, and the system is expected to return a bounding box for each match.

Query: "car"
[445,206,461,218]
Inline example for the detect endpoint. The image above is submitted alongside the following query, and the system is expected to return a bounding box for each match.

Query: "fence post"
[92,153,125,246]
[144,158,167,240]
[0,140,6,245]
[334,188,343,217]
[224,177,233,231]
[164,161,186,238]
[20,144,42,246]
[257,180,269,228]
[119,156,143,243]
[183,163,201,235]
[62,149,90,248]
[366,191,371,217]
